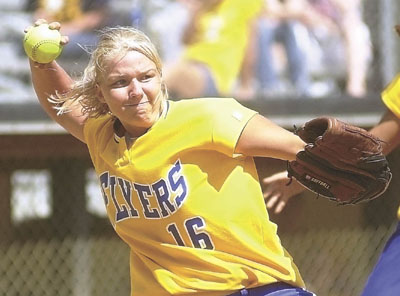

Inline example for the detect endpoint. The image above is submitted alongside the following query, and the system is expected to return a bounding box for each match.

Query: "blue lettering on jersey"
[118,178,139,218]
[134,183,161,219]
[98,160,188,222]
[168,160,187,207]
[110,175,130,222]
[152,179,175,217]
[99,171,110,206]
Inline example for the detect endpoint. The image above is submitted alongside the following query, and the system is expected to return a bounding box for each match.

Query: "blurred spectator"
[145,0,190,66]
[233,18,260,100]
[163,0,264,99]
[25,0,113,71]
[320,0,372,98]
[235,0,329,100]
[237,0,372,100]
[254,0,312,99]
[302,0,372,98]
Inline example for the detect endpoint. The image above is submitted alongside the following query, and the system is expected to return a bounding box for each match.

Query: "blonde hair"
[53,26,168,117]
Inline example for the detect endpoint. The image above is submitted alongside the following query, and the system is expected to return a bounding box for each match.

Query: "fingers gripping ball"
[23,24,63,64]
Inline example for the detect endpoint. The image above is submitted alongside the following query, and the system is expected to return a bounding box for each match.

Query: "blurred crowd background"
[1,0,399,103]
[1,1,400,296]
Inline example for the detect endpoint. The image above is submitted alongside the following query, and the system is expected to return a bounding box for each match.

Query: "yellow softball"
[23,24,63,64]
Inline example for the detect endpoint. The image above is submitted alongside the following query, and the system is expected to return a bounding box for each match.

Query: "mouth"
[125,101,149,107]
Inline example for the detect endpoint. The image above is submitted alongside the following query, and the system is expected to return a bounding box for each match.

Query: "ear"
[95,83,106,103]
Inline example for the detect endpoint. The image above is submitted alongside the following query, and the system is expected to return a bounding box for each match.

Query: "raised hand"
[262,171,305,214]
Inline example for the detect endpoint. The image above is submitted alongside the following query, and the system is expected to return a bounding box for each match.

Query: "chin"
[135,116,156,128]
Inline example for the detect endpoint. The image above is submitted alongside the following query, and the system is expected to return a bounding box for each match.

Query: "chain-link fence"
[255,150,400,296]
[1,0,400,295]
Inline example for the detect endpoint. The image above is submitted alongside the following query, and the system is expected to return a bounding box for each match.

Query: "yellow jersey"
[184,0,263,95]
[382,74,400,219]
[83,98,305,295]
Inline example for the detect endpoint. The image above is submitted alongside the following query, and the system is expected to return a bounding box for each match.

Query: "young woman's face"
[97,50,163,137]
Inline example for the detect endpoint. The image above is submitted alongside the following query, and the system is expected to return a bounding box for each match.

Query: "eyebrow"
[108,67,157,78]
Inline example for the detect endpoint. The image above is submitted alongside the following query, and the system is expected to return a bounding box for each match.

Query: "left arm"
[369,109,400,155]
[235,114,305,160]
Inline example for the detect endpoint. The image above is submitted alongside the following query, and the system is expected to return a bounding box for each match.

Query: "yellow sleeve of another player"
[382,73,400,118]
[381,74,400,220]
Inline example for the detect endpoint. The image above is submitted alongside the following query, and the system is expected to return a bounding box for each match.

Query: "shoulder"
[169,97,242,113]
[167,97,257,128]
[83,114,115,143]
[85,114,114,129]
[163,98,246,129]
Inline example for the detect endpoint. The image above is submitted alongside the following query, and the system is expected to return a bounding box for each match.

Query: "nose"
[129,79,143,98]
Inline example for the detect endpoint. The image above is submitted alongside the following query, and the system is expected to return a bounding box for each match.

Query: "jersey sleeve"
[381,74,400,220]
[382,74,400,119]
[210,98,257,157]
[83,115,115,164]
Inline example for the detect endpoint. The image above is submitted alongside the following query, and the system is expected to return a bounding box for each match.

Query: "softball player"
[360,74,400,296]
[27,20,316,296]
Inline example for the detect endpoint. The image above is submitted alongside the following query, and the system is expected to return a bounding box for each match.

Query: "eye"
[111,79,128,87]
[140,73,154,82]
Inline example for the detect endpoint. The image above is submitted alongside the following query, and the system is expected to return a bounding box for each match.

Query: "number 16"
[167,217,214,250]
